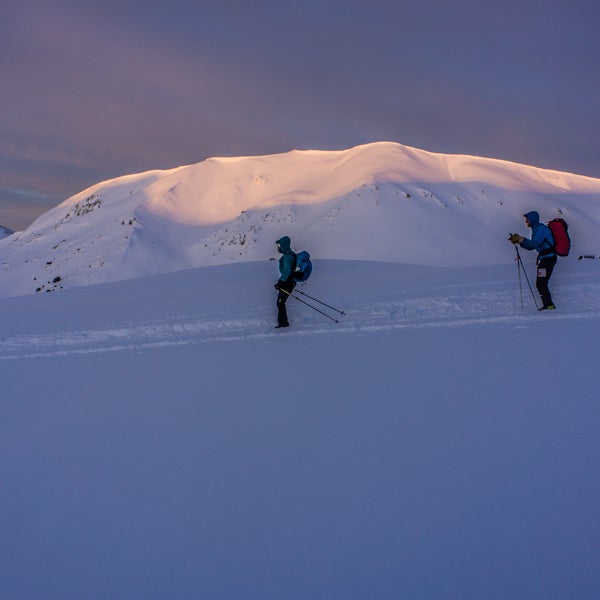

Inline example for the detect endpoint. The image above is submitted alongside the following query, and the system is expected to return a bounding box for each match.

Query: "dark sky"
[1,0,599,230]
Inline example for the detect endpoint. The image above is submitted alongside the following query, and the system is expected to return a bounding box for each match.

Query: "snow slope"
[1,142,600,598]
[2,141,600,297]
[1,259,600,599]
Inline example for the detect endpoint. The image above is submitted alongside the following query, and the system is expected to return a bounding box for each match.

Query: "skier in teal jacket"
[274,236,296,328]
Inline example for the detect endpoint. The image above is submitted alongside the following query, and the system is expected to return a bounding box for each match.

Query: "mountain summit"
[1,141,600,297]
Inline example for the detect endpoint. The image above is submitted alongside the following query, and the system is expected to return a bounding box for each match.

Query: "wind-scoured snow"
[2,141,600,297]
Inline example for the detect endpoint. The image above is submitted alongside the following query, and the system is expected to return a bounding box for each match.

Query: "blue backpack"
[293,250,312,282]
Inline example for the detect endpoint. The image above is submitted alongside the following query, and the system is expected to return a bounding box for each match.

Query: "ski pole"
[292,289,346,315]
[514,245,540,309]
[514,248,523,309]
[517,247,540,309]
[280,288,340,323]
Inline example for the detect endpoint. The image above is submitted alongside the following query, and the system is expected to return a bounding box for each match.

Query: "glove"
[274,281,282,290]
[508,233,524,244]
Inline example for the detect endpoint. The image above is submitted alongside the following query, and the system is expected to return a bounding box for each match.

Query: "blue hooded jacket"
[520,211,555,260]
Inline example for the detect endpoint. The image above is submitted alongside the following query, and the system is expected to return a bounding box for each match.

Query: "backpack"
[547,218,571,257]
[293,250,312,282]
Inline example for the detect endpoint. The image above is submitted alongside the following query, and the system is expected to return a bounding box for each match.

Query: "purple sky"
[2,0,599,230]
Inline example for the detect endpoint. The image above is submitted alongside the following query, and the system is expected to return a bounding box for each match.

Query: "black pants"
[276,278,296,326]
[536,255,557,308]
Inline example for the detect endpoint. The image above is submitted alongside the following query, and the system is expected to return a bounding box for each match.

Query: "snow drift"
[2,141,600,297]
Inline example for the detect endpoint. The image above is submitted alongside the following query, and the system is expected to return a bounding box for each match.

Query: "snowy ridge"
[2,141,600,297]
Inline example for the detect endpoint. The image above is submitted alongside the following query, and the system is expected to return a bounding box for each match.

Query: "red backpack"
[548,218,571,257]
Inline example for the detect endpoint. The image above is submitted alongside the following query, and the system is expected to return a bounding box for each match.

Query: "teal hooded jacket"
[276,236,296,282]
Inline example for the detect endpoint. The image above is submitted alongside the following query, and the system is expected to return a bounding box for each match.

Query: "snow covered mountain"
[2,141,600,297]
[2,143,600,598]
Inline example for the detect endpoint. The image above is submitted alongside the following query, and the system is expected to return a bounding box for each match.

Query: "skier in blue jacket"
[274,236,296,328]
[509,211,557,310]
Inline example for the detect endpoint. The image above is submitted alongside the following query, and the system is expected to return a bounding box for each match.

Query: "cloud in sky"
[1,0,599,230]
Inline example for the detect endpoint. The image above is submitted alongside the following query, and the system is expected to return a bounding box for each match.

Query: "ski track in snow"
[2,281,600,360]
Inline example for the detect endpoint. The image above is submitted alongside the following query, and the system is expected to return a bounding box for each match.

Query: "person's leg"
[536,256,557,309]
[277,290,289,326]
[276,279,295,326]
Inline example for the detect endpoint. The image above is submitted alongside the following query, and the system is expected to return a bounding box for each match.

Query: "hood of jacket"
[276,236,292,254]
[524,211,540,228]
